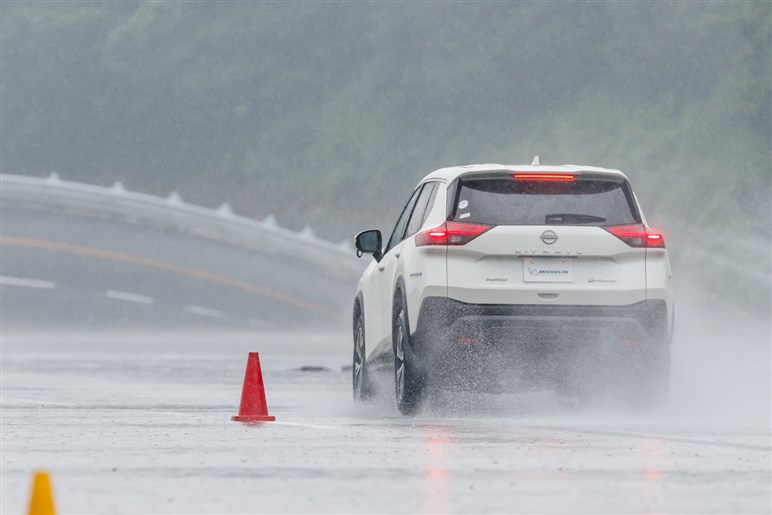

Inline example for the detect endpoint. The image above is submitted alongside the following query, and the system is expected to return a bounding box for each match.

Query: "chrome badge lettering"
[515,249,584,256]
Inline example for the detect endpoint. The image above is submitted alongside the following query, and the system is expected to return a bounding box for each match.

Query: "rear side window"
[452,177,640,226]
[385,187,422,253]
[405,182,438,238]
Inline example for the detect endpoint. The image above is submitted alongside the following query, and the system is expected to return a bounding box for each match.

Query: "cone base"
[232,414,276,422]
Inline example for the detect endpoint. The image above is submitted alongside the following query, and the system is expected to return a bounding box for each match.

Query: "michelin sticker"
[523,257,573,283]
[458,200,469,209]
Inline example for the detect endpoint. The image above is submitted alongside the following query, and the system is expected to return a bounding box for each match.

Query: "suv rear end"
[411,166,673,402]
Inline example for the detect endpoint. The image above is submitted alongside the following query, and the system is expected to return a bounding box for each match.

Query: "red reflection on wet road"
[640,435,665,515]
[423,428,450,514]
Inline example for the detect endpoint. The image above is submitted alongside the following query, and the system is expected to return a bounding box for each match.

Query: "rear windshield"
[451,176,640,226]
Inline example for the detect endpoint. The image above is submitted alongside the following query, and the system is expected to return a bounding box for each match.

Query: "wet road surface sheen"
[2,333,770,514]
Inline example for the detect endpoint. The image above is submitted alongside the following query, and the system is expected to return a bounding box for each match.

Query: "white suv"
[353,162,673,414]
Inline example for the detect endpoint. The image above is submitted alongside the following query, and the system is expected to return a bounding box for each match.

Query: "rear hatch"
[442,171,649,306]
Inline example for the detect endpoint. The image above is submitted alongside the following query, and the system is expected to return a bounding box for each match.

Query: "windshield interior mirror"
[355,229,382,261]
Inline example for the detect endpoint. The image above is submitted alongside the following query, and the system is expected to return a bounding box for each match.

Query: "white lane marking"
[0,275,55,289]
[272,421,342,430]
[526,425,771,451]
[105,290,155,305]
[4,399,78,407]
[186,305,223,318]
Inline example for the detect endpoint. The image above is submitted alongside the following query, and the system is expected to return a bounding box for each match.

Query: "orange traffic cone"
[232,352,276,422]
[27,471,56,515]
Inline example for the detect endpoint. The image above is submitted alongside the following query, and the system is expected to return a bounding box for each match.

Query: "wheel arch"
[353,292,364,322]
[392,276,417,350]
[392,276,408,321]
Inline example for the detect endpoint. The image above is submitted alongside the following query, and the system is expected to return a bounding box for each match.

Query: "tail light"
[415,222,493,246]
[605,224,665,248]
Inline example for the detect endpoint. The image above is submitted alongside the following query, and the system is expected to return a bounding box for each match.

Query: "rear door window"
[452,176,640,226]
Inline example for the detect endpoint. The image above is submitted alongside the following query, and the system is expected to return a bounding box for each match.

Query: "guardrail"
[2,173,768,311]
[0,173,365,281]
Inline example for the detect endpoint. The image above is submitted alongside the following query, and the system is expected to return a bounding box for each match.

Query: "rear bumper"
[408,297,670,383]
[414,297,669,341]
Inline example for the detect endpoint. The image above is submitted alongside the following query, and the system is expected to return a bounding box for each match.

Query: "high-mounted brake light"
[513,173,576,181]
[415,222,492,246]
[605,224,666,248]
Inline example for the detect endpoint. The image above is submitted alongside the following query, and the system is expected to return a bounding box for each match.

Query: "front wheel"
[353,311,372,401]
[393,305,424,415]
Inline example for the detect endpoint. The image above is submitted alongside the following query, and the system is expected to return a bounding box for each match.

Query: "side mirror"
[354,229,383,262]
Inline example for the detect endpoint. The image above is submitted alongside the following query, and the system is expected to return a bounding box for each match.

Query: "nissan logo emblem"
[541,230,558,245]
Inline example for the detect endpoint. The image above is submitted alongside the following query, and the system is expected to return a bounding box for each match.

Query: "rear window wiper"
[544,213,607,225]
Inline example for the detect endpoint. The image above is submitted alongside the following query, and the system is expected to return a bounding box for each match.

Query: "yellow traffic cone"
[27,471,56,515]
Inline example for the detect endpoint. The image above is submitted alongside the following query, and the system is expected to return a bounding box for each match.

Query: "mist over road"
[1,191,769,513]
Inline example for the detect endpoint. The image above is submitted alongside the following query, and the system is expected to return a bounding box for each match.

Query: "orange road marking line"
[0,235,337,317]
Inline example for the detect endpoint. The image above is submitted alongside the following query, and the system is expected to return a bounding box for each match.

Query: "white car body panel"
[645,248,674,327]
[357,260,381,355]
[354,163,673,364]
[446,226,647,306]
[402,182,448,335]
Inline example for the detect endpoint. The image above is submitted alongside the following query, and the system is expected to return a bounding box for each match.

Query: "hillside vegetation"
[2,2,770,305]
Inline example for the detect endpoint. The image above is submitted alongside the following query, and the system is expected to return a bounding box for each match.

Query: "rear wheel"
[353,310,371,401]
[393,302,424,415]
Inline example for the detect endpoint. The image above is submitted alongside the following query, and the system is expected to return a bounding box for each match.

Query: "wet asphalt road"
[2,323,770,515]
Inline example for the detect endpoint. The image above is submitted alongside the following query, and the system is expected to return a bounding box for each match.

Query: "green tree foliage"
[2,2,769,305]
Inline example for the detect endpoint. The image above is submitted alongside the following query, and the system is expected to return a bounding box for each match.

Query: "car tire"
[393,299,424,415]
[352,307,372,401]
